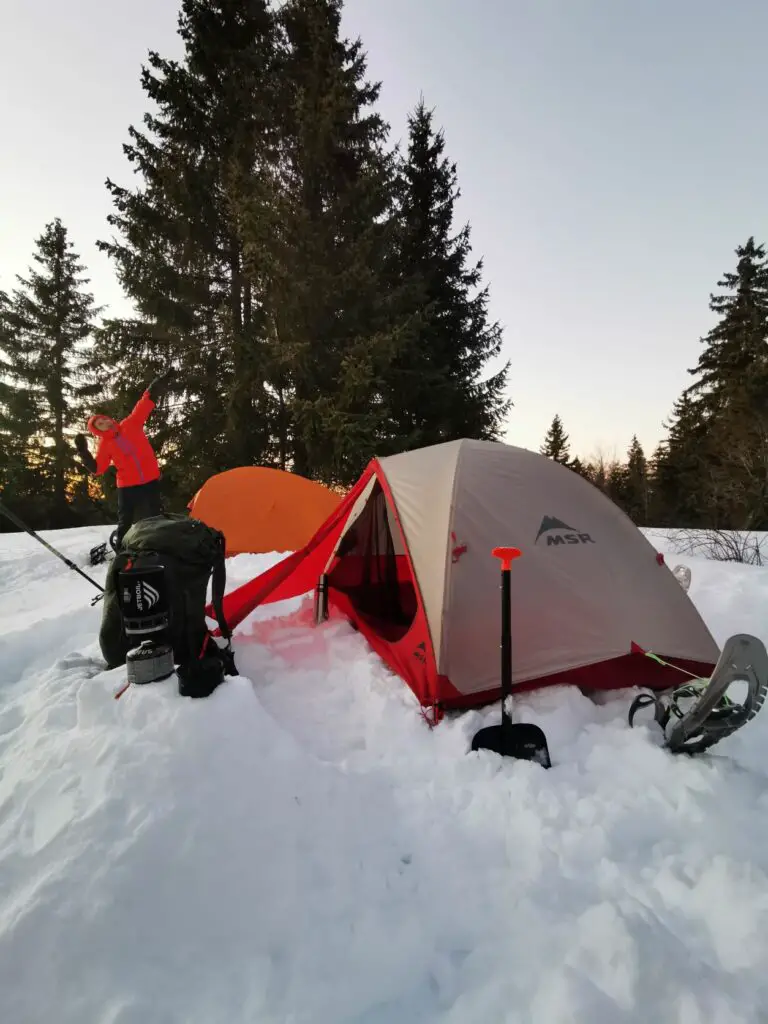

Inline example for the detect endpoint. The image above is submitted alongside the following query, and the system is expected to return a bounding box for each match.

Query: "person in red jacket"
[74,369,173,549]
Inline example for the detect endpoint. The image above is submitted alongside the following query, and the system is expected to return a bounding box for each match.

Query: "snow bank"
[1,524,768,1022]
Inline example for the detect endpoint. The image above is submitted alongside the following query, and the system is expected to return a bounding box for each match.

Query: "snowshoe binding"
[629,633,768,755]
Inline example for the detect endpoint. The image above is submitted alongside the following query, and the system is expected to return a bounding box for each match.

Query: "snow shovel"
[470,546,552,767]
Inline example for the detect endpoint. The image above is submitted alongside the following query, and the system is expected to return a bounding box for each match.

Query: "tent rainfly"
[188,466,341,556]
[215,439,719,713]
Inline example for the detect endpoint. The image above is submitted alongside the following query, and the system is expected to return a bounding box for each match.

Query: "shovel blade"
[471,721,551,767]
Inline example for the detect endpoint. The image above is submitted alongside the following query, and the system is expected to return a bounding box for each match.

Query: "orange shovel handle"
[492,546,522,571]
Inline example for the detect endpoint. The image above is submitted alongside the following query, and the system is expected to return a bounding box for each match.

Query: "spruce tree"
[652,394,712,527]
[680,237,768,527]
[686,237,768,416]
[0,220,100,524]
[605,460,629,511]
[96,0,280,499]
[647,443,668,526]
[382,98,510,450]
[235,0,410,483]
[0,288,32,519]
[623,435,649,524]
[540,414,571,464]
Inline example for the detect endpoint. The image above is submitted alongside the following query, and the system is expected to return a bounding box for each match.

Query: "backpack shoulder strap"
[206,531,238,676]
[210,532,231,642]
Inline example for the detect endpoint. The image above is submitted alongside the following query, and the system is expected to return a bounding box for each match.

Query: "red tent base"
[431,650,716,712]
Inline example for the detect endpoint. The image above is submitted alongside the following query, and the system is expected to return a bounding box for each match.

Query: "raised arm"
[122,368,174,428]
[122,391,156,429]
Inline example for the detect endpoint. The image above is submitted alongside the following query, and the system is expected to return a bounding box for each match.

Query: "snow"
[2,524,768,1023]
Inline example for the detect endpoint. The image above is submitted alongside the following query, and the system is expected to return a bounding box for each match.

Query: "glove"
[74,433,97,474]
[147,367,174,402]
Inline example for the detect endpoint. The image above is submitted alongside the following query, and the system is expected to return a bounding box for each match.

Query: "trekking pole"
[0,498,105,603]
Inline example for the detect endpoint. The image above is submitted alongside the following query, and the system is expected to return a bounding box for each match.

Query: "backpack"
[99,513,235,676]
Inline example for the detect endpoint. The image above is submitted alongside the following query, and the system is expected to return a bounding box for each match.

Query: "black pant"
[116,479,163,548]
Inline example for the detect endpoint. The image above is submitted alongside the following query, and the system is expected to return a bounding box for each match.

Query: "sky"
[2,0,768,461]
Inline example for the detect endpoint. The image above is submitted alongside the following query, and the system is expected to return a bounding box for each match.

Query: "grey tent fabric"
[378,439,719,698]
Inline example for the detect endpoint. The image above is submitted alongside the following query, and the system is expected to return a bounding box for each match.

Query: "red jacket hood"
[87,414,120,437]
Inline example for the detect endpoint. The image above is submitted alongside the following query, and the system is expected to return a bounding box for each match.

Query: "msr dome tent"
[188,466,341,556]
[216,439,719,713]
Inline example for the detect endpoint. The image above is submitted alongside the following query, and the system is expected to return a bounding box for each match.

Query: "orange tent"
[188,466,342,556]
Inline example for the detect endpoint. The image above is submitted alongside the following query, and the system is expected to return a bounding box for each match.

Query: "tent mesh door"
[328,482,417,640]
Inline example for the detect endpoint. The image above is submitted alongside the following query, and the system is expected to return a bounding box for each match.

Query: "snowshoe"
[89,542,109,566]
[628,633,768,755]
[89,530,119,566]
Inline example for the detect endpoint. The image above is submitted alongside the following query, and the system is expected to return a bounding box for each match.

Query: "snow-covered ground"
[2,524,768,1023]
